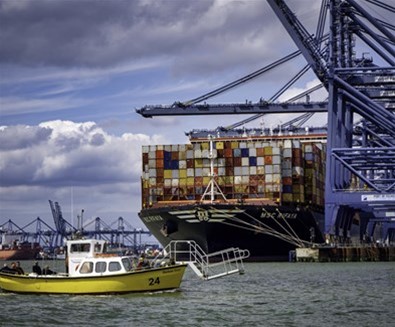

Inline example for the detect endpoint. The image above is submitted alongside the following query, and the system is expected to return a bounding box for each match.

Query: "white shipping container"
[257,166,265,174]
[265,174,273,183]
[164,145,172,151]
[194,149,202,158]
[172,170,179,179]
[242,157,249,166]
[265,165,273,174]
[148,151,156,159]
[171,179,179,187]
[187,168,194,177]
[203,168,211,176]
[234,176,242,184]
[164,179,172,187]
[186,150,194,159]
[241,167,249,175]
[148,159,156,168]
[234,167,242,175]
[249,148,257,156]
[149,169,157,177]
[142,146,149,153]
[179,160,187,169]
[257,157,264,165]
[272,147,281,155]
[273,174,281,183]
[250,166,257,175]
[272,155,281,165]
[283,148,292,158]
[292,140,301,148]
[195,168,203,176]
[283,140,292,148]
[273,165,281,174]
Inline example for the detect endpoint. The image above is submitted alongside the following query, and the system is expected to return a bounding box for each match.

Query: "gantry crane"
[136,0,395,243]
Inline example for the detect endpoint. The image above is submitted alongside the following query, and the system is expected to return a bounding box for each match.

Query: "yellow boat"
[0,239,187,295]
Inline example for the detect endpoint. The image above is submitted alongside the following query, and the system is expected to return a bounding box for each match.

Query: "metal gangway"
[154,240,250,280]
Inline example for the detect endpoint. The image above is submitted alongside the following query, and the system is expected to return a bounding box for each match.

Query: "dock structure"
[295,245,395,262]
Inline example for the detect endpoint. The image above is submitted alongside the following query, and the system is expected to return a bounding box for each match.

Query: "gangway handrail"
[152,240,250,280]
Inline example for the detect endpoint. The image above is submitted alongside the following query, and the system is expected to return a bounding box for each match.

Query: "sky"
[0,0,391,237]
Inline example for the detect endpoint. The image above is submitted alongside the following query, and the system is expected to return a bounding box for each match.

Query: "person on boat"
[42,265,56,275]
[15,261,25,275]
[136,253,150,270]
[32,261,42,275]
[0,263,17,274]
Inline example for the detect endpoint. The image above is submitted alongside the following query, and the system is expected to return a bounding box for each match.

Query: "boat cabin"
[67,239,134,277]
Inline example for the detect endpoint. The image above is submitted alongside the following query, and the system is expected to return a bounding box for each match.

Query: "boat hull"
[0,265,187,294]
[139,204,324,261]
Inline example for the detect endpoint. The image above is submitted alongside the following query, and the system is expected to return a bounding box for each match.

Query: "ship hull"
[139,204,324,261]
[0,244,41,261]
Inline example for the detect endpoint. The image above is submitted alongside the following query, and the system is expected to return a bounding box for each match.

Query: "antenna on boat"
[200,134,227,203]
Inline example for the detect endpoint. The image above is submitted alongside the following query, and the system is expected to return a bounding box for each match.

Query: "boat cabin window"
[95,262,107,273]
[122,258,132,271]
[80,262,93,274]
[108,262,121,272]
[70,243,91,253]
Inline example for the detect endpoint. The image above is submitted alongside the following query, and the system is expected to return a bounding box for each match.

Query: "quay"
[295,245,395,263]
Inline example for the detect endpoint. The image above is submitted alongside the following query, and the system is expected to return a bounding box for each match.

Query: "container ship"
[0,242,41,260]
[139,127,327,261]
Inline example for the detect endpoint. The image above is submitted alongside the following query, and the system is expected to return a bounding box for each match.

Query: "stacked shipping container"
[142,139,326,208]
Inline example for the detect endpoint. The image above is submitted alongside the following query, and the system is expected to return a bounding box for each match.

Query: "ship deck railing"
[152,240,250,280]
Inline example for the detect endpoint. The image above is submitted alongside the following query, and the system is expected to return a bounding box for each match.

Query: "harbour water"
[0,260,393,327]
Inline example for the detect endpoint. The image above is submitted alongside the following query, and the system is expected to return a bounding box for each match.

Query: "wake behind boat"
[0,238,187,295]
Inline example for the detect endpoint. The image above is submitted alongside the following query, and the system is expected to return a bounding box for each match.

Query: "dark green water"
[0,261,394,327]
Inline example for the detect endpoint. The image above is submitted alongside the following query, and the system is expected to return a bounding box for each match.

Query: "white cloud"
[0,120,165,228]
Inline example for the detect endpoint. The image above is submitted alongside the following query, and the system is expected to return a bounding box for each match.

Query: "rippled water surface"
[1,261,394,327]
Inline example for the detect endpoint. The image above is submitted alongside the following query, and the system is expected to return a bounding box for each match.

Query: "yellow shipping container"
[282,193,293,202]
[231,141,239,149]
[164,170,172,179]
[195,159,203,167]
[187,177,195,186]
[201,142,209,150]
[179,178,187,186]
[264,146,273,155]
[216,141,224,149]
[203,176,211,185]
[179,169,187,178]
